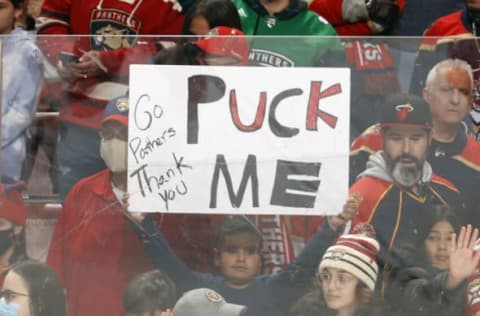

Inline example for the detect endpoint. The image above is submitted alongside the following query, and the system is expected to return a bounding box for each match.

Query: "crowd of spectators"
[2,0,480,315]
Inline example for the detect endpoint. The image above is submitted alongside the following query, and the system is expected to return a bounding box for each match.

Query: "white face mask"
[0,297,19,316]
[100,138,127,172]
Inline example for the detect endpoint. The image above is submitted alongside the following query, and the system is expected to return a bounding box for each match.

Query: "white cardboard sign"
[128,65,350,215]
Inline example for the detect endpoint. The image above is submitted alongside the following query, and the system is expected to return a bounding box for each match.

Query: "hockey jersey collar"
[242,0,307,20]
[91,169,118,202]
[428,123,467,158]
[461,8,480,35]
[96,0,144,27]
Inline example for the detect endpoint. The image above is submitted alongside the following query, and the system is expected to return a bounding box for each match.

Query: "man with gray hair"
[350,58,480,224]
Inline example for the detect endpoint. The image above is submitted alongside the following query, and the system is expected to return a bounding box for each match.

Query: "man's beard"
[386,153,424,188]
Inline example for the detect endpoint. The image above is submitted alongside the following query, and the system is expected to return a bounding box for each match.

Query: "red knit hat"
[0,182,26,226]
[319,233,379,291]
[194,27,250,65]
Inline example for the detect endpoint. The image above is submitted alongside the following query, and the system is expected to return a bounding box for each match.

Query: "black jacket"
[385,246,466,316]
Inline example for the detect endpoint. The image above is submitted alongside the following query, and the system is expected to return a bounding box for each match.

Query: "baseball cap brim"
[218,302,248,316]
[194,27,249,65]
[102,114,128,126]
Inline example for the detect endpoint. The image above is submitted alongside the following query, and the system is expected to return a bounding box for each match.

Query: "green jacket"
[232,0,343,66]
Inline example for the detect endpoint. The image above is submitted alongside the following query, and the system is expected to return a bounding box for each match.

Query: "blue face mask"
[0,298,19,316]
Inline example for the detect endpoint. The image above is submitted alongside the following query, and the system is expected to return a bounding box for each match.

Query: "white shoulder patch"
[238,8,247,18]
[317,15,329,25]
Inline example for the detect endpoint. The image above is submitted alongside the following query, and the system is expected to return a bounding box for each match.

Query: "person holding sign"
[128,198,358,316]
[46,96,214,316]
[349,93,465,274]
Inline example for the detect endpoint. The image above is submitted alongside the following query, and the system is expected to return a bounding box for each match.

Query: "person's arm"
[130,214,205,292]
[309,0,400,34]
[2,46,43,148]
[36,0,75,66]
[267,199,358,311]
[388,225,480,315]
[387,266,467,315]
[47,184,83,287]
[466,270,480,316]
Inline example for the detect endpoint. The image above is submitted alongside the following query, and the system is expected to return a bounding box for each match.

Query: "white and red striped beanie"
[318,234,379,291]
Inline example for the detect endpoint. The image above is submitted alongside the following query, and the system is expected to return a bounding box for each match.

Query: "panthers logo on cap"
[116,98,129,112]
[395,103,414,121]
[205,290,224,303]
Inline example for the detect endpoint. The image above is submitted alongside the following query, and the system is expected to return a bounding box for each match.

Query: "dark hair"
[182,0,242,35]
[153,42,204,65]
[153,0,242,65]
[414,205,466,265]
[414,205,465,256]
[10,227,26,266]
[390,205,466,269]
[11,260,67,316]
[123,270,177,315]
[215,216,262,249]
[9,0,25,9]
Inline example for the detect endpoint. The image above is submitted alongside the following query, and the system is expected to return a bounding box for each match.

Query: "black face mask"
[0,228,14,256]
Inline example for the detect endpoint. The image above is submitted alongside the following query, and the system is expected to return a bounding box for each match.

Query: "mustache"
[393,153,420,166]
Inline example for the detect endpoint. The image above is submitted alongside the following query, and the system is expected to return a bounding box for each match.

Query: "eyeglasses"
[0,289,29,303]
[99,127,128,141]
[317,271,356,288]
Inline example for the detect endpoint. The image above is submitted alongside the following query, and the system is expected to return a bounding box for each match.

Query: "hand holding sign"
[327,197,358,232]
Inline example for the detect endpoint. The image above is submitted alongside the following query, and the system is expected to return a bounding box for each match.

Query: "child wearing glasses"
[290,229,382,316]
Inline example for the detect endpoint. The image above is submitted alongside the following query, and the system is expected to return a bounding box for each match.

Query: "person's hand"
[327,197,358,232]
[57,60,77,82]
[366,0,399,32]
[121,192,147,223]
[447,225,480,289]
[70,50,107,79]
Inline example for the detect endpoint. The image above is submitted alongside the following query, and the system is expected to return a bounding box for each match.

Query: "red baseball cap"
[0,182,26,226]
[194,27,250,65]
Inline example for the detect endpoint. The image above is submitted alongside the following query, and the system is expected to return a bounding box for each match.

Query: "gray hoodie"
[357,151,433,185]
